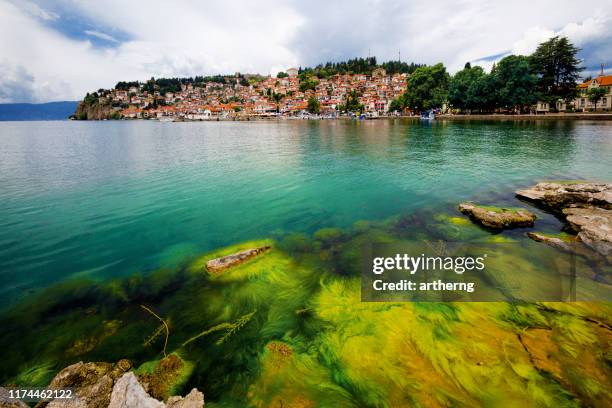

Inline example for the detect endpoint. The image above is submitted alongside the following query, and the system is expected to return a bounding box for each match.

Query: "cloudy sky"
[1,0,611,103]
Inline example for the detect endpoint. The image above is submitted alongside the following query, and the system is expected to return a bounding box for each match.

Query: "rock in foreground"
[205,246,271,274]
[516,181,612,212]
[39,360,131,408]
[516,181,611,262]
[109,372,203,408]
[108,372,163,408]
[458,203,536,230]
[563,207,612,262]
[0,387,28,407]
[29,360,203,408]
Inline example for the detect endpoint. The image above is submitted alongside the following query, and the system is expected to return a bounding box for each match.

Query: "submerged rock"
[458,203,536,230]
[516,181,612,212]
[205,246,271,273]
[165,389,204,408]
[563,207,612,262]
[526,232,604,262]
[67,320,122,356]
[136,354,194,401]
[527,232,574,253]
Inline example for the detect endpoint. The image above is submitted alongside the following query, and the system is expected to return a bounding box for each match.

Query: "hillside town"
[85,67,409,121]
[75,48,612,121]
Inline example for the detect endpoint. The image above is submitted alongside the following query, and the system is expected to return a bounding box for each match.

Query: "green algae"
[9,362,55,388]
[1,209,610,407]
[183,310,256,347]
[135,352,195,400]
[476,204,531,214]
[539,180,587,185]
[430,212,488,241]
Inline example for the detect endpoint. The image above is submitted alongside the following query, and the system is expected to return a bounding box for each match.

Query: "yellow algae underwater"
[0,214,610,407]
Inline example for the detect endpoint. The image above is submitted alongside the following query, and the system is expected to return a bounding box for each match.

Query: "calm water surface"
[0,119,610,306]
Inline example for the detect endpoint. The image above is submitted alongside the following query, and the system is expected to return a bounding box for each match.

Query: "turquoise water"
[0,119,611,306]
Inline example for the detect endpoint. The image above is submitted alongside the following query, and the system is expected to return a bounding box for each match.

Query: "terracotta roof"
[579,75,612,88]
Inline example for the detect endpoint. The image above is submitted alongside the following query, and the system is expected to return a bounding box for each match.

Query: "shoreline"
[71,112,612,122]
[434,113,612,121]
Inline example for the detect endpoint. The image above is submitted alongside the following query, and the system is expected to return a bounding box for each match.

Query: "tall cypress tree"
[530,36,583,107]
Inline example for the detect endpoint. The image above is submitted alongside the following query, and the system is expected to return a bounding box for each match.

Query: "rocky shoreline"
[457,181,611,266]
[516,181,611,263]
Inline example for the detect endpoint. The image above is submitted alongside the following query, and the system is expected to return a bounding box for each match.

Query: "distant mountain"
[0,101,79,121]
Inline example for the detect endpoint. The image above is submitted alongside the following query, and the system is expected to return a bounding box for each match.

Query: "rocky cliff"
[73,97,117,120]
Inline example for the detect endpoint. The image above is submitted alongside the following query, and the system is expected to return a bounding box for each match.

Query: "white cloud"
[510,12,612,56]
[511,26,556,56]
[0,0,303,102]
[84,30,118,43]
[559,14,610,45]
[16,0,58,21]
[0,62,37,103]
[0,0,611,102]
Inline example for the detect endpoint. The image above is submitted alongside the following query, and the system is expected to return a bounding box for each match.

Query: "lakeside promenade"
[122,112,612,122]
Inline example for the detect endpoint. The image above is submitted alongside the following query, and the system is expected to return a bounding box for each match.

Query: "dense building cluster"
[80,37,612,121]
[97,67,408,120]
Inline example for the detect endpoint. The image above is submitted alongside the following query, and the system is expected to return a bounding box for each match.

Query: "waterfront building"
[575,73,612,112]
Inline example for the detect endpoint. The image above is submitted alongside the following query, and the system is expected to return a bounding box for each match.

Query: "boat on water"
[420,110,435,120]
[159,116,175,122]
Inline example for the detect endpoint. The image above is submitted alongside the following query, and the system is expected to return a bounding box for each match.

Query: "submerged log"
[205,246,271,274]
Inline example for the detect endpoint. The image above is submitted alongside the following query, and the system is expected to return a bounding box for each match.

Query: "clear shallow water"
[0,119,610,306]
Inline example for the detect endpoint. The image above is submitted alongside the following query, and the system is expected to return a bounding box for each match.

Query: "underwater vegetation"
[0,209,610,407]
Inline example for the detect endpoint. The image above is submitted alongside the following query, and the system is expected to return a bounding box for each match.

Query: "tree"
[403,63,449,112]
[381,61,424,75]
[586,87,607,111]
[494,55,537,113]
[467,74,498,113]
[299,76,319,92]
[448,64,485,112]
[530,36,583,107]
[388,97,404,113]
[271,92,283,112]
[341,90,364,113]
[307,97,320,114]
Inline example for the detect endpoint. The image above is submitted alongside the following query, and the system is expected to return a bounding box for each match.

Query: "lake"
[1,119,611,306]
[1,119,612,406]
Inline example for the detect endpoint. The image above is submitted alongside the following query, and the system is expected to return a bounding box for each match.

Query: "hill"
[0,101,79,121]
